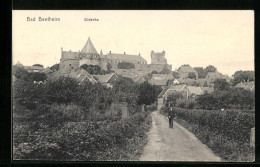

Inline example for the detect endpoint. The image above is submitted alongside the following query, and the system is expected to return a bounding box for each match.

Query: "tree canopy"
[231,70,254,86]
[205,65,217,73]
[214,78,230,91]
[33,64,44,68]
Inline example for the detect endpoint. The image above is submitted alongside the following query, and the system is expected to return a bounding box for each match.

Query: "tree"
[13,66,30,81]
[28,72,47,82]
[166,92,183,107]
[137,81,162,105]
[231,70,254,86]
[205,65,217,73]
[117,62,135,69]
[191,81,199,86]
[188,72,196,79]
[33,64,44,68]
[172,71,180,79]
[50,63,59,71]
[196,93,216,109]
[194,67,207,78]
[45,77,79,104]
[80,64,102,75]
[214,78,230,91]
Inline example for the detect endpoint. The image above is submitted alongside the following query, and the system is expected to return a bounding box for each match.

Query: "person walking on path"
[168,106,175,128]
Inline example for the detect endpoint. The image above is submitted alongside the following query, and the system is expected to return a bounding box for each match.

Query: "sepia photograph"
[12,10,255,161]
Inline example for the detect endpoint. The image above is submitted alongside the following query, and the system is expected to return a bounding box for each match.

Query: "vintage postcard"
[12,10,255,161]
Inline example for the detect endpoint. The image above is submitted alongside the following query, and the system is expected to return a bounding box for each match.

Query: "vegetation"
[197,88,254,110]
[194,65,217,78]
[194,67,207,78]
[187,72,196,79]
[213,78,230,91]
[231,70,254,86]
[50,63,59,71]
[117,62,135,69]
[12,67,161,160]
[80,64,113,75]
[137,81,162,105]
[160,107,254,161]
[13,66,47,83]
[32,64,44,68]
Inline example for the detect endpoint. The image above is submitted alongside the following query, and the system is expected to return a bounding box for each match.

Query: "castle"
[60,37,172,76]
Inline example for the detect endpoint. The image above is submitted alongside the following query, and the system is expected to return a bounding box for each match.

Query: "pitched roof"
[47,68,97,84]
[43,68,53,74]
[235,81,255,91]
[158,88,168,98]
[81,37,99,54]
[149,74,174,86]
[206,72,223,78]
[93,73,118,83]
[24,66,45,70]
[177,65,197,73]
[186,86,204,95]
[168,84,187,92]
[15,61,24,67]
[201,87,214,94]
[68,68,97,84]
[161,84,187,97]
[123,75,145,83]
[106,52,147,62]
[100,50,106,59]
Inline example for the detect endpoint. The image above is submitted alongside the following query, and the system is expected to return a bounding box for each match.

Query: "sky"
[12,10,254,76]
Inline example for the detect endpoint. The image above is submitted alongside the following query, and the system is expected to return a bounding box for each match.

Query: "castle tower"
[151,50,167,65]
[81,37,99,55]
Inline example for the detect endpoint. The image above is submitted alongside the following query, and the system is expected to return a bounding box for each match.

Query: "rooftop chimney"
[61,47,63,52]
[124,52,126,55]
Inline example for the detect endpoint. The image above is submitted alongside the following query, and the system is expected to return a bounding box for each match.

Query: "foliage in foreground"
[160,107,255,161]
[13,103,152,160]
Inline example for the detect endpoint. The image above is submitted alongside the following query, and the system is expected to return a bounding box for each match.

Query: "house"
[205,72,230,86]
[177,64,198,80]
[24,66,45,73]
[157,84,205,109]
[47,68,97,85]
[149,74,174,89]
[235,81,255,91]
[93,73,119,88]
[123,75,146,84]
[14,61,24,68]
[186,86,204,100]
[173,79,180,85]
[43,68,53,74]
[68,68,97,85]
[200,87,214,94]
[157,88,168,110]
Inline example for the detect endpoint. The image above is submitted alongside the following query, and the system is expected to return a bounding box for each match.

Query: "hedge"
[161,107,255,161]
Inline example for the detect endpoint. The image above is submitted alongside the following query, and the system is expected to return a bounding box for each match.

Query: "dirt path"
[139,111,221,161]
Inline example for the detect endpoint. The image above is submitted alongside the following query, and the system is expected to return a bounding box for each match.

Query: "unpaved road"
[140,111,221,161]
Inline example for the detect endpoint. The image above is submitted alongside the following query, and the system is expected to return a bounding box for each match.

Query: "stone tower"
[151,50,167,65]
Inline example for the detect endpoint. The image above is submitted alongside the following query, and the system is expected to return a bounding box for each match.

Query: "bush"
[172,107,255,161]
[117,62,135,69]
[176,98,188,108]
[13,111,152,160]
